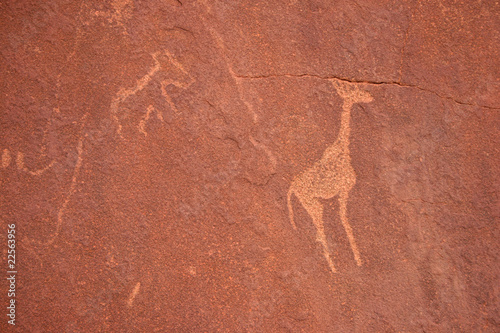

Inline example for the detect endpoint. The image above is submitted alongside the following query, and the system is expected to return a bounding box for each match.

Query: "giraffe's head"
[330,80,373,106]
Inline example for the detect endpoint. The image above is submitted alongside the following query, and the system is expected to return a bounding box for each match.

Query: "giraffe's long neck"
[337,102,353,148]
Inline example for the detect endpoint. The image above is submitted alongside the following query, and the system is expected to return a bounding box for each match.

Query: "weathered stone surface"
[1,0,498,331]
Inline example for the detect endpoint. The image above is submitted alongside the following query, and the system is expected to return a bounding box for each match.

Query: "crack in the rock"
[240,171,277,188]
[166,26,193,36]
[235,73,499,110]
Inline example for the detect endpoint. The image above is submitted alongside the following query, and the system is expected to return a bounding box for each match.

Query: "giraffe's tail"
[287,187,297,230]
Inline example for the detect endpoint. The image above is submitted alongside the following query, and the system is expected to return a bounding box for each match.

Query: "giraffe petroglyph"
[287,80,373,273]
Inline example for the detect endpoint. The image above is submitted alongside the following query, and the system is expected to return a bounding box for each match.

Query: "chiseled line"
[45,113,89,246]
[127,282,141,307]
[111,52,161,137]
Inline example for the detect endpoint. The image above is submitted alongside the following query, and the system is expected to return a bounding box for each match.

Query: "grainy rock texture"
[1,0,499,332]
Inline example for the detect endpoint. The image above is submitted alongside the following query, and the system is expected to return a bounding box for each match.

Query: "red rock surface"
[1,0,499,331]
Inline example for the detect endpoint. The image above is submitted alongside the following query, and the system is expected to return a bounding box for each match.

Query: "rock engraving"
[127,282,141,307]
[2,149,11,168]
[111,50,194,138]
[111,52,161,138]
[16,152,56,176]
[139,105,164,136]
[287,80,373,273]
[160,50,195,115]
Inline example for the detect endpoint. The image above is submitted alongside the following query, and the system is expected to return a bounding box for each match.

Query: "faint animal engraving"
[287,81,373,273]
[16,152,56,176]
[1,148,55,175]
[4,109,58,176]
[206,25,258,122]
[111,52,161,138]
[111,50,194,138]
[249,135,277,174]
[203,16,277,173]
[22,113,89,247]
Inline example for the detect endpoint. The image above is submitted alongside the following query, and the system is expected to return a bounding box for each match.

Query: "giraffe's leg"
[297,194,337,273]
[339,192,362,266]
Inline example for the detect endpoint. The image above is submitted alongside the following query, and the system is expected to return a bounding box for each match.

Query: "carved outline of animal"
[111,50,194,138]
[287,80,373,273]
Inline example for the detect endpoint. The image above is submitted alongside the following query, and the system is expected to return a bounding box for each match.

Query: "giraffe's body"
[287,81,373,273]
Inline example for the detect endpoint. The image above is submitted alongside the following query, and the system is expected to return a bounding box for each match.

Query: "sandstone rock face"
[1,1,498,331]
